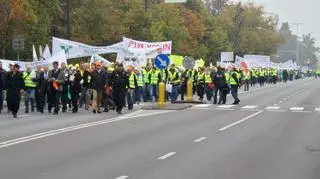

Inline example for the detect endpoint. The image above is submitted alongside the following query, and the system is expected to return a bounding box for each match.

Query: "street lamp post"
[293,23,303,64]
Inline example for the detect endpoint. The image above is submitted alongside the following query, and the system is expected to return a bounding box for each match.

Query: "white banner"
[243,55,271,68]
[165,0,186,3]
[52,37,125,59]
[221,52,234,63]
[90,54,111,66]
[123,37,172,55]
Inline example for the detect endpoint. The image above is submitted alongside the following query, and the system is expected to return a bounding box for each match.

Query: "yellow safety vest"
[169,71,180,85]
[151,71,159,85]
[23,72,36,88]
[129,72,136,89]
[142,69,150,84]
[137,75,143,87]
[229,71,239,85]
[197,72,205,84]
[205,74,212,83]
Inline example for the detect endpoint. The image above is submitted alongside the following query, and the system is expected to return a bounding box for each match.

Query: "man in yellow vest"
[197,67,205,101]
[243,69,251,91]
[23,65,37,113]
[141,66,151,102]
[228,67,241,104]
[168,64,180,102]
[135,69,144,105]
[204,67,214,102]
[150,67,161,102]
[126,66,137,110]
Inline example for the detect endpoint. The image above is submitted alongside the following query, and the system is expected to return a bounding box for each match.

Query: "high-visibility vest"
[23,72,36,88]
[142,69,150,84]
[205,74,212,83]
[197,72,205,84]
[225,72,230,81]
[160,69,167,81]
[168,71,180,85]
[137,75,144,87]
[151,71,159,85]
[229,71,239,85]
[244,71,251,80]
[189,69,195,82]
[129,72,136,89]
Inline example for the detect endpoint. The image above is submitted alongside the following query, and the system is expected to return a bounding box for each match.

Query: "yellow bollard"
[158,82,165,107]
[187,80,193,102]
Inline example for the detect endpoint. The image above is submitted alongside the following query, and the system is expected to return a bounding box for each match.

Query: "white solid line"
[194,137,207,143]
[290,107,304,111]
[158,152,176,160]
[218,110,263,132]
[116,176,129,179]
[0,110,168,149]
[241,105,258,109]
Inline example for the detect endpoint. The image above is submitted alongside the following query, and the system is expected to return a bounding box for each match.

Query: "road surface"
[0,78,320,179]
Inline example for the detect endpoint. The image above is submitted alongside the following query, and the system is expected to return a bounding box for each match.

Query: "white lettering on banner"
[123,37,172,54]
[52,37,125,59]
[243,55,271,68]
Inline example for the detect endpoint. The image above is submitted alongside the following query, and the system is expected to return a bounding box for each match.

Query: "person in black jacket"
[68,67,82,113]
[91,61,107,114]
[0,61,5,114]
[111,64,128,114]
[81,64,92,110]
[213,66,229,105]
[35,65,46,113]
[5,64,24,118]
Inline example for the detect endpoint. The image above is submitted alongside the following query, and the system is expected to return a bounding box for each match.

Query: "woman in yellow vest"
[135,69,144,105]
[228,67,241,104]
[197,67,205,101]
[204,67,214,102]
[150,67,161,102]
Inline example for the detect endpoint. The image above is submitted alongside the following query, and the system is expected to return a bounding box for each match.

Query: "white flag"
[33,45,39,62]
[42,44,51,60]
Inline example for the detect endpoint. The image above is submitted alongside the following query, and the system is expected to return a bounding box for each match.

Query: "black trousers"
[7,90,21,115]
[36,88,46,111]
[60,90,68,111]
[48,90,60,113]
[197,84,205,100]
[71,92,79,112]
[218,88,227,104]
[113,88,126,112]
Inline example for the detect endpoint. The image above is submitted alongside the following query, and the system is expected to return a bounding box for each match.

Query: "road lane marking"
[265,106,281,110]
[218,111,264,132]
[194,104,212,108]
[273,104,278,106]
[0,110,171,149]
[265,109,287,112]
[194,137,207,143]
[279,101,283,103]
[217,105,235,109]
[116,176,129,179]
[158,152,176,160]
[216,108,235,111]
[290,107,304,111]
[241,106,258,109]
[315,108,320,112]
[292,111,312,113]
[283,98,287,101]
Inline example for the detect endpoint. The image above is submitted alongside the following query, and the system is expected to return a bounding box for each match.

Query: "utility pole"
[293,23,302,64]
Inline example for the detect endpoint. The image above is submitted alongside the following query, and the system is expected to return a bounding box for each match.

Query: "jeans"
[143,84,151,102]
[79,87,88,108]
[0,90,3,111]
[150,84,158,101]
[135,87,143,103]
[170,85,179,102]
[24,88,36,112]
[127,89,135,109]
[205,85,214,101]
[230,84,240,102]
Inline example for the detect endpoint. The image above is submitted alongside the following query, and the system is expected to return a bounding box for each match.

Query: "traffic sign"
[155,54,170,69]
[183,56,195,69]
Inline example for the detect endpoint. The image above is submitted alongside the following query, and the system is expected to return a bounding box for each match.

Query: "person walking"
[111,64,128,114]
[23,65,37,113]
[91,61,107,114]
[213,66,229,105]
[228,67,241,105]
[0,61,5,114]
[35,65,46,113]
[5,64,24,118]
[48,61,65,115]
[68,66,82,113]
[126,66,137,110]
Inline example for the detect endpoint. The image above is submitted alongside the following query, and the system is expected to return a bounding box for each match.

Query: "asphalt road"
[0,78,320,179]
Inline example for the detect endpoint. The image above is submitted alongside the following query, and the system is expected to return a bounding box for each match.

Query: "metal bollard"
[187,80,193,102]
[158,82,165,107]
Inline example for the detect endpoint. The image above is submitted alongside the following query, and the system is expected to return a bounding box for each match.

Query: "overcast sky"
[234,0,320,46]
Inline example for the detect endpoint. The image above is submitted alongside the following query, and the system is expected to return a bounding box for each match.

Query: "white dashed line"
[217,105,235,109]
[273,104,278,106]
[283,98,287,101]
[315,108,320,112]
[290,107,304,111]
[194,137,207,143]
[218,111,264,132]
[265,106,281,110]
[292,111,312,113]
[279,101,283,103]
[158,152,176,160]
[194,104,212,108]
[241,106,258,109]
[116,176,129,179]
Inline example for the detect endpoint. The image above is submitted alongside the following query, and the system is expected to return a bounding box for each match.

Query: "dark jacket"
[48,68,65,92]
[213,70,228,88]
[91,69,107,91]
[82,70,92,88]
[69,71,82,93]
[0,68,5,90]
[111,70,128,89]
[5,71,25,91]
